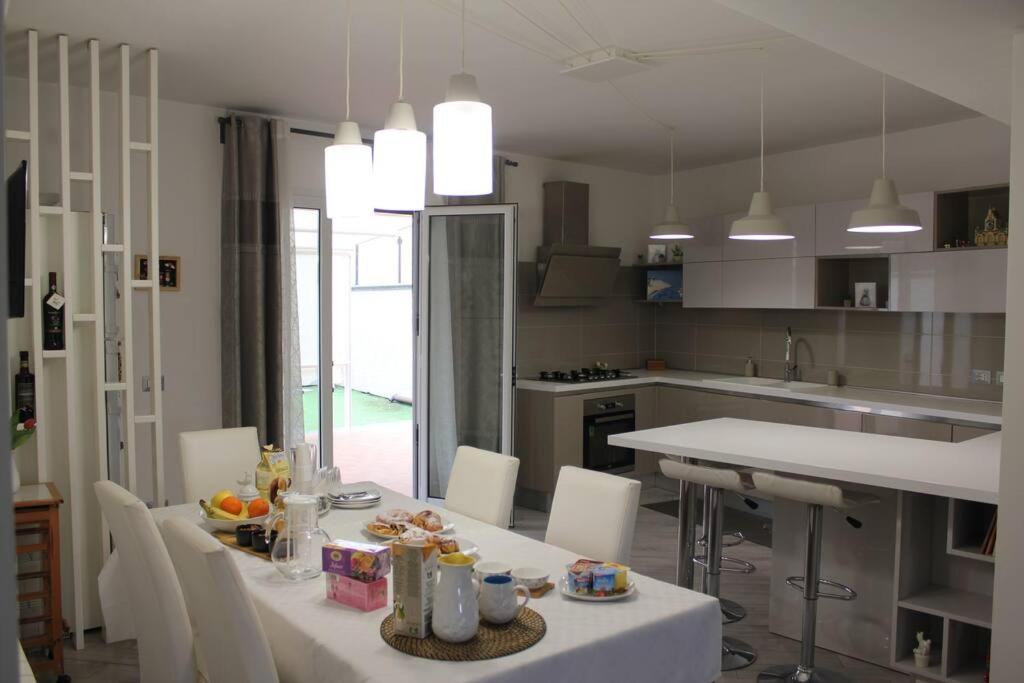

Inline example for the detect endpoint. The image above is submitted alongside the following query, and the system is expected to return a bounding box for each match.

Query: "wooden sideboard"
[14,482,64,675]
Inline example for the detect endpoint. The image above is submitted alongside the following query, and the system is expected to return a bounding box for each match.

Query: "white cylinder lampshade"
[433,73,493,196]
[373,101,426,211]
[848,177,922,233]
[729,191,794,240]
[650,204,693,239]
[325,121,373,219]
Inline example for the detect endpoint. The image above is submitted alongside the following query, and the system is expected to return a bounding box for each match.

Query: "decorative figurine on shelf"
[974,207,1008,247]
[913,631,932,668]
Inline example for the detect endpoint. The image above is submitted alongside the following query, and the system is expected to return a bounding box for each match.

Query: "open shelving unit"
[935,185,1009,251]
[815,255,890,309]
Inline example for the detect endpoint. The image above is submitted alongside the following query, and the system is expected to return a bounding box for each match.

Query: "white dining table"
[149,483,722,683]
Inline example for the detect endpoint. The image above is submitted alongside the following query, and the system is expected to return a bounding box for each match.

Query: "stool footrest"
[693,555,756,574]
[697,531,745,548]
[785,576,857,601]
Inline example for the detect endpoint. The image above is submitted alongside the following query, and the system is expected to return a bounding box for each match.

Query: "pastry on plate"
[366,521,405,537]
[376,508,413,525]
[411,509,444,532]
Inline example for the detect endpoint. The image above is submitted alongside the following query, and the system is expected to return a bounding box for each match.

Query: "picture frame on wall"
[646,268,682,302]
[135,255,181,291]
[646,244,667,264]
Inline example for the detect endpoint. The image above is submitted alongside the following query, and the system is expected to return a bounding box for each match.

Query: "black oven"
[582,395,636,473]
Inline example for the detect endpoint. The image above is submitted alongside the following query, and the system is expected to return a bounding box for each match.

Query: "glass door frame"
[414,203,518,502]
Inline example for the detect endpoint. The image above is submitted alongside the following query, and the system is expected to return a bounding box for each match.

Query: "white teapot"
[432,553,479,643]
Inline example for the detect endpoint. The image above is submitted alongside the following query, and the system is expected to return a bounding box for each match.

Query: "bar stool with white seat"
[179,426,260,503]
[545,466,641,565]
[444,446,520,528]
[659,459,757,671]
[751,471,879,683]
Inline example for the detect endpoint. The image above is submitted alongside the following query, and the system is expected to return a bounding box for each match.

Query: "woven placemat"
[380,608,546,661]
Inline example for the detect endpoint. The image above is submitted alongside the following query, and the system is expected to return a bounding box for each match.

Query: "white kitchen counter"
[517,369,1002,427]
[609,417,1000,503]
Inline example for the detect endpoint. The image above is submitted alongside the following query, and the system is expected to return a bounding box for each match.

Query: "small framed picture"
[135,255,181,291]
[646,268,682,302]
[854,281,877,309]
[646,244,667,264]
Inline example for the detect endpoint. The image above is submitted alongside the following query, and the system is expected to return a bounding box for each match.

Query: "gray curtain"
[221,115,285,446]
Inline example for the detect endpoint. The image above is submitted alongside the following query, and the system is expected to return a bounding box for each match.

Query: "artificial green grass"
[302,386,412,432]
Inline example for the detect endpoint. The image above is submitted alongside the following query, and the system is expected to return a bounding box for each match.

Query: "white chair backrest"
[659,459,746,492]
[751,471,845,508]
[444,446,520,528]
[94,481,196,683]
[162,516,279,683]
[179,427,260,503]
[544,466,641,565]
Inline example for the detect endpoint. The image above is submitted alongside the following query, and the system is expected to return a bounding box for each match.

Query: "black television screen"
[7,160,27,318]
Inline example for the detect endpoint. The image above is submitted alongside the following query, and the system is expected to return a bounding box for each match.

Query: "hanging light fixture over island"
[650,130,693,240]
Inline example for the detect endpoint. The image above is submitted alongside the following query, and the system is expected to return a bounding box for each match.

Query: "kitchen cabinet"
[722,257,815,309]
[682,261,723,308]
[815,192,935,256]
[889,248,1007,313]
[682,215,724,263]
[722,204,816,260]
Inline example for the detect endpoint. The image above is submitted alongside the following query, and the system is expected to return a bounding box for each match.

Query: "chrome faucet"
[784,326,797,382]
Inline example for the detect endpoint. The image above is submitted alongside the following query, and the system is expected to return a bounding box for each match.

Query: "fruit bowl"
[200,510,269,532]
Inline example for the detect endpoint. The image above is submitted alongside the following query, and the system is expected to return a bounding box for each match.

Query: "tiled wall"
[654,308,1005,402]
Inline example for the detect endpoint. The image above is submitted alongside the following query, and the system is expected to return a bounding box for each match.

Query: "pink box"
[322,541,391,582]
[326,573,388,612]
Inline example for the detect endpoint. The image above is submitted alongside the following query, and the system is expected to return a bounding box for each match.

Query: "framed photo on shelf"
[646,244,667,264]
[135,255,181,291]
[854,281,876,309]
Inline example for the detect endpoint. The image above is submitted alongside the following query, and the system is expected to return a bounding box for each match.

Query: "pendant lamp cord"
[345,1,352,120]
[668,130,675,205]
[461,0,466,73]
[881,72,887,178]
[759,53,765,193]
[398,0,405,100]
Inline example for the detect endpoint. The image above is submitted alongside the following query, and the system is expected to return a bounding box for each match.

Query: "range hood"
[534,181,621,307]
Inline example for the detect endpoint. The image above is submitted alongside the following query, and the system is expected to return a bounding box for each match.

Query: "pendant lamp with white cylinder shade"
[325,4,373,220]
[848,74,921,233]
[373,0,426,212]
[433,0,492,196]
[650,130,693,240]
[729,62,793,241]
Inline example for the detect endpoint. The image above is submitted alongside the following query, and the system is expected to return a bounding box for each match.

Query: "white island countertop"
[610,418,1000,503]
[518,369,1002,427]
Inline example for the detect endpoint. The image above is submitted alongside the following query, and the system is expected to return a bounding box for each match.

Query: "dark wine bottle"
[43,272,65,351]
[14,351,35,422]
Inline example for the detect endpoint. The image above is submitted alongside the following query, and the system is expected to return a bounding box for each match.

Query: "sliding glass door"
[415,205,517,501]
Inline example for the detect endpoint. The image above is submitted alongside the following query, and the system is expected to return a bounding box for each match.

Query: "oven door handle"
[590,413,635,426]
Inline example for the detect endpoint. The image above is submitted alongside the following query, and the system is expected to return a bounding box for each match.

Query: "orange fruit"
[219,496,243,515]
[248,498,270,518]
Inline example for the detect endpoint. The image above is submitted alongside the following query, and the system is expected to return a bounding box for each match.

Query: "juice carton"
[391,542,438,638]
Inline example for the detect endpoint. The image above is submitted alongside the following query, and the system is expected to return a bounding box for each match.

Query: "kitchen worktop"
[516,369,1003,427]
[610,417,1002,503]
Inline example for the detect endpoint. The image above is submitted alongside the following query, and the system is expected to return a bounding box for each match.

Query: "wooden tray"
[211,529,272,562]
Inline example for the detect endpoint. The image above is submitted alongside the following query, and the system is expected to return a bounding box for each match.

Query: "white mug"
[478,575,530,625]
[474,561,512,581]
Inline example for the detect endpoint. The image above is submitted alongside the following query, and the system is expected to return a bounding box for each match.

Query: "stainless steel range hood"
[534,181,621,307]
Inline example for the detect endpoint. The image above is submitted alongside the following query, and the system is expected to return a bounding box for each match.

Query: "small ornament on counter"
[913,631,932,668]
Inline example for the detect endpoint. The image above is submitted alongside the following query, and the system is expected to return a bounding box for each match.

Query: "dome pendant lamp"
[373,0,427,212]
[325,3,373,220]
[650,130,693,239]
[729,59,793,241]
[433,0,493,196]
[848,74,921,233]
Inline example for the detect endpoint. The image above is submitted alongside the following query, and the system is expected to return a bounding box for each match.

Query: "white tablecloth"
[148,484,721,683]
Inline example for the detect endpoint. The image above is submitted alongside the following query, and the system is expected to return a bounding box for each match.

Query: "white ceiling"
[4,0,983,174]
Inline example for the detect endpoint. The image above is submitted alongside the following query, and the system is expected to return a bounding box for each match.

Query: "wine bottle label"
[46,293,65,310]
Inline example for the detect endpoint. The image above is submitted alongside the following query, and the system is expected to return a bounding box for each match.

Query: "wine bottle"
[14,351,35,422]
[43,272,66,351]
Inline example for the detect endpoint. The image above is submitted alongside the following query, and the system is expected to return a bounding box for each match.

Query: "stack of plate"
[328,486,382,509]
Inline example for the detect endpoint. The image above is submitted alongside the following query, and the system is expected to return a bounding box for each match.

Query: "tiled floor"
[55,490,911,683]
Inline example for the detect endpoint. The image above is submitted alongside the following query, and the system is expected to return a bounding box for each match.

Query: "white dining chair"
[179,427,260,503]
[544,466,642,565]
[162,516,279,683]
[444,446,520,528]
[94,481,198,683]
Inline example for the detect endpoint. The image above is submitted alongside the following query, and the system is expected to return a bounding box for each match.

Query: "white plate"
[363,519,455,537]
[376,535,479,558]
[200,510,268,532]
[329,487,382,502]
[558,577,636,602]
[331,499,381,510]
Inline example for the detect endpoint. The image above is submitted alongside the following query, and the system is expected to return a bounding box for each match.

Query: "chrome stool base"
[757,664,850,682]
[722,635,757,671]
[720,597,746,624]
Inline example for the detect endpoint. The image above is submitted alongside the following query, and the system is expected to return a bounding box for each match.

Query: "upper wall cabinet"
[683,215,724,263]
[722,257,816,309]
[889,249,1007,313]
[722,205,816,261]
[815,192,935,256]
[682,261,723,308]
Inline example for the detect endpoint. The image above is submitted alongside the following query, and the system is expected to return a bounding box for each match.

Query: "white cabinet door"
[890,249,1006,312]
[722,204,816,260]
[682,261,723,308]
[682,215,724,263]
[722,257,816,309]
[815,192,935,256]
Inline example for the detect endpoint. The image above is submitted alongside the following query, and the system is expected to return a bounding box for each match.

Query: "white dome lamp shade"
[373,2,426,212]
[650,131,693,240]
[729,60,793,241]
[325,5,373,220]
[433,2,493,197]
[848,75,921,234]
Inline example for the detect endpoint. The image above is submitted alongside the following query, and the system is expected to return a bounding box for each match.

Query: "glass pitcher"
[264,493,331,581]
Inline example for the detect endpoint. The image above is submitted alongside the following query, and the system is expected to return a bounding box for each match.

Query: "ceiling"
[4,0,984,174]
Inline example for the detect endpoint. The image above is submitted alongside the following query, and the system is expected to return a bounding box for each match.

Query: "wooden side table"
[13,482,64,675]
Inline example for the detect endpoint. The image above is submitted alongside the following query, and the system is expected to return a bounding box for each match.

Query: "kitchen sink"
[701,377,827,392]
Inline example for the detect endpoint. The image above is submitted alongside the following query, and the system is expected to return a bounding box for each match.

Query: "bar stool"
[751,472,878,683]
[660,459,757,671]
